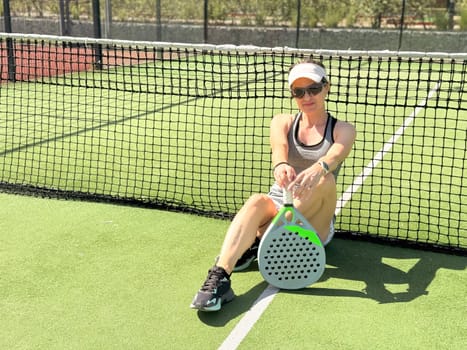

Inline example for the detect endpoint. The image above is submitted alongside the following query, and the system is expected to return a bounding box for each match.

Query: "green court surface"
[1,192,465,349]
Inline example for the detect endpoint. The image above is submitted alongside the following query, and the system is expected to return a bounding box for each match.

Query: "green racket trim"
[271,205,323,247]
[270,205,294,224]
[283,224,323,247]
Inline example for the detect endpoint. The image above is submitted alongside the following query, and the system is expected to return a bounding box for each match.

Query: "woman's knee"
[234,193,276,234]
[310,174,337,205]
[295,175,336,219]
[244,193,274,210]
[319,173,336,192]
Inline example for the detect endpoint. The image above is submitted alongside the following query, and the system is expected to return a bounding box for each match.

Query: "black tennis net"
[0,33,466,254]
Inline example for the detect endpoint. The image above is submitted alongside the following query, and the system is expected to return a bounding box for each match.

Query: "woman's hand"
[288,163,326,199]
[273,162,296,188]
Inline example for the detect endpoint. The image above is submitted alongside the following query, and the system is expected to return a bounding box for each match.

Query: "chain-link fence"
[3,1,467,34]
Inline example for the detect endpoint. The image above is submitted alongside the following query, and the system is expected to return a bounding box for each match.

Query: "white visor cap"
[288,63,327,87]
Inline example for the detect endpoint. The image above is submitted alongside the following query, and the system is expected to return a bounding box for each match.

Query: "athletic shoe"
[233,237,260,272]
[190,266,235,312]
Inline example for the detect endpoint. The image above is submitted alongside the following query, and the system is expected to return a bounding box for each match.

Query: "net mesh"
[1,33,466,254]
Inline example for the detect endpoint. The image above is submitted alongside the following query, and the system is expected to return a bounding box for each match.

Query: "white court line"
[218,82,441,350]
[218,284,279,350]
[336,81,441,214]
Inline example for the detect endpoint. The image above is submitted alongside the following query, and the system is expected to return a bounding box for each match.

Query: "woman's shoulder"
[333,117,357,141]
[271,112,296,126]
[335,119,356,131]
[273,112,296,120]
[329,113,354,130]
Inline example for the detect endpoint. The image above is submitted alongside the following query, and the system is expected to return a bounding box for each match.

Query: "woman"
[191,59,356,312]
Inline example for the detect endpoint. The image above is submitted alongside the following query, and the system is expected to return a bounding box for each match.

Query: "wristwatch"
[318,160,330,175]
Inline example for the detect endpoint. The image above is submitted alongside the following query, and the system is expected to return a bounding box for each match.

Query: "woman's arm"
[318,120,357,173]
[288,120,356,195]
[269,113,296,187]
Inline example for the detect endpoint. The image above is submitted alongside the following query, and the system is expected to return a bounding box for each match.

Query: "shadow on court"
[198,238,466,326]
[283,238,466,304]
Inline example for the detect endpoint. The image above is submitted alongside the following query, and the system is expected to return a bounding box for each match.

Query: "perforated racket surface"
[258,190,326,290]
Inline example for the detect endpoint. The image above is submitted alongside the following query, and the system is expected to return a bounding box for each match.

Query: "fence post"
[156,0,162,41]
[59,0,71,36]
[2,0,15,82]
[92,0,103,69]
[104,0,112,38]
[296,0,301,48]
[398,0,406,50]
[447,0,455,30]
[204,0,208,43]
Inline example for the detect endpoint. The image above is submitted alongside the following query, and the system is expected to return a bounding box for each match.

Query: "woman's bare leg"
[295,174,337,243]
[216,194,278,274]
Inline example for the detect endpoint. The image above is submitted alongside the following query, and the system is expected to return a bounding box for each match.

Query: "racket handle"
[283,189,293,205]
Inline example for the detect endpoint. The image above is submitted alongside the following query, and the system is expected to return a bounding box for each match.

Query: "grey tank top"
[287,112,341,179]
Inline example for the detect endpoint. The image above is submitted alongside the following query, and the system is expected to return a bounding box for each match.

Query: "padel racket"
[258,189,326,289]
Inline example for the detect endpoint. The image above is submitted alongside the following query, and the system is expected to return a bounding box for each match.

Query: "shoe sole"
[233,256,256,272]
[214,255,255,272]
[190,288,235,312]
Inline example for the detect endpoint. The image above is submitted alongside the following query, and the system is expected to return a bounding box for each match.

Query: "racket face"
[258,206,326,290]
[258,227,325,289]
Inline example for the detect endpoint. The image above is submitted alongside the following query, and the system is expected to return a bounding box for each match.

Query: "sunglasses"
[291,82,327,98]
